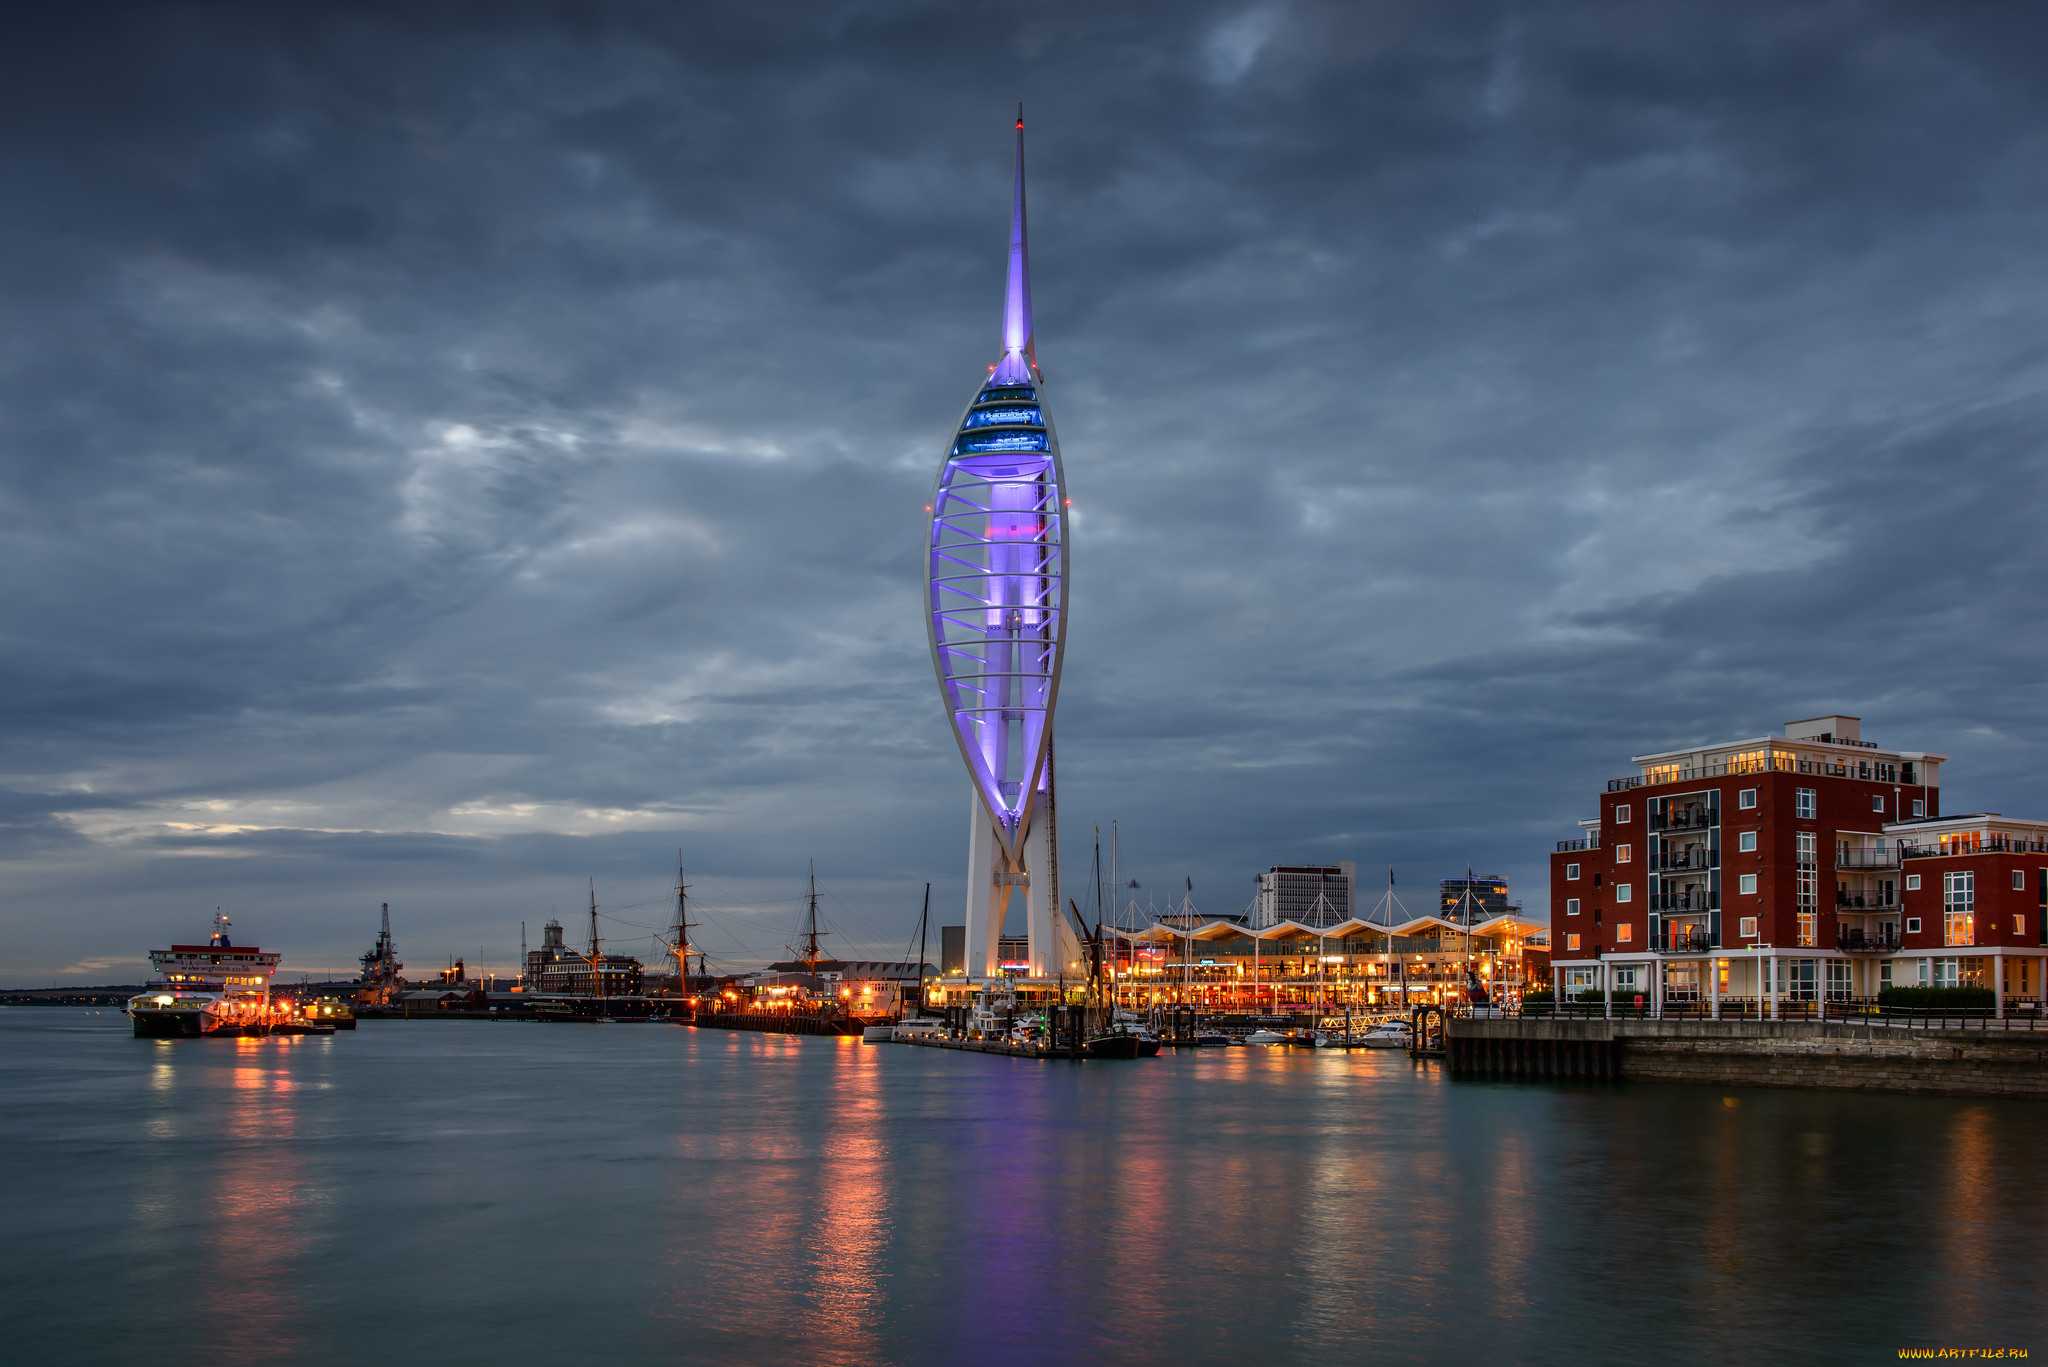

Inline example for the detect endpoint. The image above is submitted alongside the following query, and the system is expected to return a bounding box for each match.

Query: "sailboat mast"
[588,878,603,999]
[674,853,695,996]
[915,882,931,1018]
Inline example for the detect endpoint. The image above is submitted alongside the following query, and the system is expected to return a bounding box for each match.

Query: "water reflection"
[7,1013,2047,1365]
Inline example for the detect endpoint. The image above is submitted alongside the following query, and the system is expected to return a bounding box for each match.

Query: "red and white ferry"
[126,914,283,1038]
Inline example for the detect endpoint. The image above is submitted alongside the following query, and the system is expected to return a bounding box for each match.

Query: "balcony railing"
[1836,930,1902,953]
[1650,891,1716,912]
[1651,809,1717,832]
[1556,838,1599,852]
[1901,836,2048,859]
[1837,848,1902,870]
[1835,892,1898,910]
[1654,850,1717,872]
[1652,933,1716,954]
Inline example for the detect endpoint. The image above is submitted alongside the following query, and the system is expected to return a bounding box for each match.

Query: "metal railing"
[1834,892,1898,910]
[1654,850,1716,872]
[1556,838,1598,852]
[1835,931,1902,952]
[1901,836,2048,859]
[1651,810,1716,832]
[1651,933,1715,954]
[1514,997,2047,1028]
[1837,849,1902,870]
[1650,891,1716,912]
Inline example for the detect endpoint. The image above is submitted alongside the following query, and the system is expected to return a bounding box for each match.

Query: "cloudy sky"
[5,1,2047,983]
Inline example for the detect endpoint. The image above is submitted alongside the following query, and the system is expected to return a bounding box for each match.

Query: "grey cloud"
[4,1,2048,979]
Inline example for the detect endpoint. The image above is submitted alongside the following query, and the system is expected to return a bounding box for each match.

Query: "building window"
[1616,883,1632,903]
[2017,915,2027,937]
[1566,934,1581,952]
[1944,871,1975,947]
[1614,966,1641,992]
[1615,845,1632,864]
[1739,874,1758,895]
[1906,917,1922,934]
[1739,789,1758,809]
[1565,863,1580,880]
[1593,873,1602,888]
[1933,958,1960,988]
[1739,916,1758,938]
[2015,870,2027,891]
[1906,874,1921,891]
[1796,788,1816,819]
[1912,799,1925,817]
[1616,924,1633,943]
[1566,967,1594,989]
[1872,795,1885,812]
[1826,960,1851,1001]
[1794,833,1818,946]
[1739,831,1757,852]
[1880,961,1893,989]
[1917,958,1930,986]
[1615,805,1631,823]
[1566,898,1581,916]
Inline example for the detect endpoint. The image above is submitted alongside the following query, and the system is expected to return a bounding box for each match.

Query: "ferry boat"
[126,914,282,1038]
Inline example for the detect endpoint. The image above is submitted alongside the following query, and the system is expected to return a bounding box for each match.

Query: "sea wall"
[1446,1018,2048,1099]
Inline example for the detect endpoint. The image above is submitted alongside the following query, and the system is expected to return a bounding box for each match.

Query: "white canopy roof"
[1111,911,1546,945]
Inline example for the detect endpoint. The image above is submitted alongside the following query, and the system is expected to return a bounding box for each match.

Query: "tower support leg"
[963,790,1006,980]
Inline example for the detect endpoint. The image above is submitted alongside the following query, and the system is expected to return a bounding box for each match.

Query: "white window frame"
[1565,863,1580,880]
[1616,922,1633,942]
[1565,898,1581,916]
[1566,933,1581,952]
[1872,795,1885,812]
[1614,845,1632,864]
[1912,799,1925,817]
[1739,916,1758,938]
[1615,883,1632,903]
[1906,916,1922,934]
[1739,788,1757,809]
[1614,804,1631,823]
[1738,831,1757,852]
[1905,874,1921,891]
[2015,870,2026,891]
[1795,788,1816,819]
[1739,873,1758,895]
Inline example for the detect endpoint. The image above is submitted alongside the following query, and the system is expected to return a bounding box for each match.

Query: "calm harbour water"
[2,1009,2042,1366]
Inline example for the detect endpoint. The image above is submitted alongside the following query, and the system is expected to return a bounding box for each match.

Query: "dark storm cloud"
[5,1,2048,979]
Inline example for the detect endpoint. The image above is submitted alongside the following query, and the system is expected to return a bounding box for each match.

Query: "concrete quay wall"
[1446,1018,2048,1099]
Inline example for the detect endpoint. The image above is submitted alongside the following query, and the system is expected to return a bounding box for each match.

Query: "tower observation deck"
[924,111,1079,981]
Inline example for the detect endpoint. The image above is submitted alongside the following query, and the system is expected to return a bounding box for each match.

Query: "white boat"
[1358,1021,1413,1049]
[1243,1029,1287,1045]
[861,1023,896,1043]
[126,914,282,1038]
[893,1018,945,1041]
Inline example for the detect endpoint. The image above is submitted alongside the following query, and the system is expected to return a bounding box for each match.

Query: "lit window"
[1615,805,1631,823]
[2018,915,2028,937]
[1615,845,1632,863]
[1616,883,1632,902]
[1739,789,1757,809]
[1739,916,1758,938]
[1944,871,1975,946]
[1906,917,1922,934]
[1796,788,1816,819]
[1567,934,1581,951]
[1739,831,1757,853]
[1566,898,1581,916]
[1906,874,1921,891]
[1739,874,1758,895]
[2015,870,2026,891]
[1565,863,1580,880]
[1873,796,1884,812]
[1616,924,1633,943]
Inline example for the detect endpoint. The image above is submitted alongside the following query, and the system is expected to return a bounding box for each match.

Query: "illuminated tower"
[925,111,1076,981]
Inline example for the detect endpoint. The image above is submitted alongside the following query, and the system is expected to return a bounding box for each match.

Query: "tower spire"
[994,104,1034,384]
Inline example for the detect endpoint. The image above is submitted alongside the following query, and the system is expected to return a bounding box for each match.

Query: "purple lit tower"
[925,112,1077,981]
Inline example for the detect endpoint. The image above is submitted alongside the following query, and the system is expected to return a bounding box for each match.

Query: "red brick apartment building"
[1549,715,2048,1015]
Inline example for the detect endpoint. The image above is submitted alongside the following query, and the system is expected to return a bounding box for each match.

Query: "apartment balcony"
[1901,835,2048,859]
[1652,932,1716,954]
[1836,930,1902,953]
[1654,849,1717,872]
[1650,809,1717,833]
[1650,891,1716,912]
[1837,848,1902,870]
[1556,837,1599,852]
[1834,891,1898,910]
